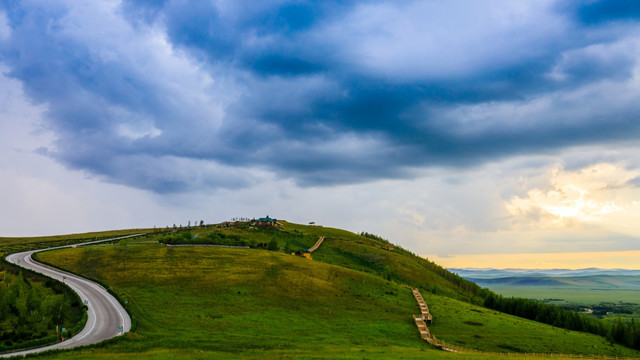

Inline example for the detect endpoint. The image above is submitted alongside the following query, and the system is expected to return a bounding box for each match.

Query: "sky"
[2,0,640,269]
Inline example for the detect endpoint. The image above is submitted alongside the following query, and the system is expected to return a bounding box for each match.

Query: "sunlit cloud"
[428,250,640,270]
[506,163,640,228]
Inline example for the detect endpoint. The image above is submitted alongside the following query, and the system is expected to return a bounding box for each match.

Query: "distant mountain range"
[450,268,640,278]
[450,268,640,289]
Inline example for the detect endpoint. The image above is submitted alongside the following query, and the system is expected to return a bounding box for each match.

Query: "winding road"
[2,235,139,358]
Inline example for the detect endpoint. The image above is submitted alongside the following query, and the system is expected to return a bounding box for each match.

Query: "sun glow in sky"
[2,1,640,269]
[427,250,640,270]
[506,163,640,226]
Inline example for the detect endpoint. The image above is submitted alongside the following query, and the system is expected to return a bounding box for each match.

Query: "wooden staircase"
[308,236,325,252]
[411,288,458,352]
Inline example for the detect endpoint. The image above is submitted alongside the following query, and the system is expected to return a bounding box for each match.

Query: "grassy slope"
[37,241,434,359]
[280,222,477,302]
[425,293,631,355]
[0,229,151,256]
[33,234,640,359]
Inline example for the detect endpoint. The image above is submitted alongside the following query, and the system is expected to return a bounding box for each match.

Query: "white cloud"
[322,0,564,79]
[0,65,51,165]
[3,1,640,268]
[434,62,640,140]
[0,10,10,40]
[547,37,640,82]
[0,64,203,236]
[3,71,640,260]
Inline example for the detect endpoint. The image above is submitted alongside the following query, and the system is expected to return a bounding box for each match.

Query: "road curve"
[1,235,140,358]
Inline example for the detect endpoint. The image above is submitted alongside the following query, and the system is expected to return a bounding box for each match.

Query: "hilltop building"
[254,216,279,227]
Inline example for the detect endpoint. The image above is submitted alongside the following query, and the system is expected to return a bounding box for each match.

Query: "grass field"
[425,293,633,355]
[484,286,640,323]
[280,222,483,303]
[36,241,434,359]
[487,286,640,305]
[30,234,640,359]
[0,228,152,256]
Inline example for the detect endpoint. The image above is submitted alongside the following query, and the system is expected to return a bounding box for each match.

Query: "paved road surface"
[1,235,140,357]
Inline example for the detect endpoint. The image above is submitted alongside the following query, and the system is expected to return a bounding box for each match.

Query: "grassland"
[280,222,483,303]
[425,293,631,355]
[485,286,640,306]
[0,228,152,256]
[483,285,640,323]
[28,230,640,359]
[36,241,434,359]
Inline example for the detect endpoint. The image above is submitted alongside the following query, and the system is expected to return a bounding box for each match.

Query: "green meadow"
[36,241,435,359]
[485,285,640,324]
[425,293,632,355]
[25,226,640,359]
[488,286,640,305]
[0,229,151,256]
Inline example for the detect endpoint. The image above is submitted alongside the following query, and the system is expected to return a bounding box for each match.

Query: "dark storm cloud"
[574,0,640,24]
[2,0,640,193]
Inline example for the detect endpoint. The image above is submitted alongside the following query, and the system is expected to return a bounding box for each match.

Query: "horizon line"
[424,249,640,271]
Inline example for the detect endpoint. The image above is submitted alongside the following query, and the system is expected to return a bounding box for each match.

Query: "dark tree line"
[0,264,84,348]
[610,318,640,350]
[360,232,390,243]
[399,245,491,303]
[389,240,640,351]
[396,242,640,350]
[359,232,491,303]
[158,231,279,250]
[483,293,640,350]
[418,257,490,301]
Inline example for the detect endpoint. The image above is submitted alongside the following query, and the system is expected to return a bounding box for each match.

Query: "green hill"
[19,222,639,359]
[0,228,151,256]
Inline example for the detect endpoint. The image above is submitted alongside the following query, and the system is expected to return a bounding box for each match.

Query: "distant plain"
[452,268,640,321]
